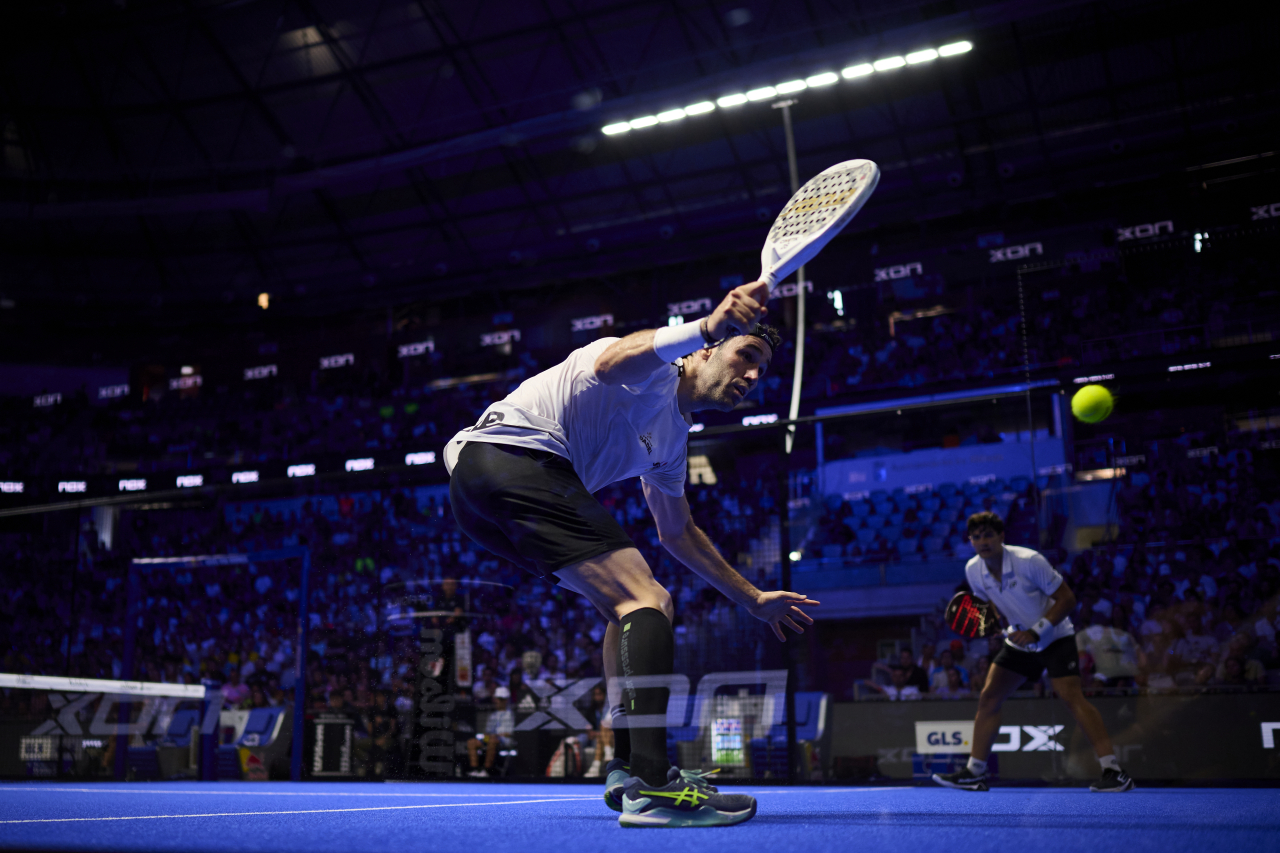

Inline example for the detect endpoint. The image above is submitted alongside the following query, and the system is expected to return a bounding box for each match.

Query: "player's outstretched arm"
[593,282,770,386]
[643,483,818,641]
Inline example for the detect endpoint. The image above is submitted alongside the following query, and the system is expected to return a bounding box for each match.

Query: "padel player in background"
[445,280,819,827]
[933,511,1134,793]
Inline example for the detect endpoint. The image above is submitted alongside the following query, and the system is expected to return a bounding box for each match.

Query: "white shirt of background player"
[964,544,1075,651]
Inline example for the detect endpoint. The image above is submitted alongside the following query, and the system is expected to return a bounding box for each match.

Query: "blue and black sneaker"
[619,767,756,827]
[603,758,631,812]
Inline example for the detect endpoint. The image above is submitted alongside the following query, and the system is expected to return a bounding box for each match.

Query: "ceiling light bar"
[603,40,972,135]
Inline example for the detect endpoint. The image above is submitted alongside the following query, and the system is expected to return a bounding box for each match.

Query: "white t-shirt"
[444,338,690,496]
[964,544,1074,651]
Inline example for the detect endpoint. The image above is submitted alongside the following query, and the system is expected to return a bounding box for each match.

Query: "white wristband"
[653,320,707,363]
[1031,618,1053,638]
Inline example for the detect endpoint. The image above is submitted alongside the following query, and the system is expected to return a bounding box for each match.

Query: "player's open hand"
[749,590,820,642]
[707,282,770,340]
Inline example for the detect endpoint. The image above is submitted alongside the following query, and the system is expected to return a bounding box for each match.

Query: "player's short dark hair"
[966,511,1005,536]
[739,323,781,358]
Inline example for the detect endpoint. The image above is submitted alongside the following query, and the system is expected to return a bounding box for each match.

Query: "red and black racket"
[945,591,1001,638]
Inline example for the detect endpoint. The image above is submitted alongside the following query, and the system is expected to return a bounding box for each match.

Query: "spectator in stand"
[1075,608,1140,688]
[873,649,930,693]
[864,665,921,701]
[222,668,250,708]
[916,642,937,674]
[933,667,971,699]
[1170,605,1220,685]
[466,686,515,777]
[929,649,968,692]
[1215,634,1266,686]
[579,683,614,777]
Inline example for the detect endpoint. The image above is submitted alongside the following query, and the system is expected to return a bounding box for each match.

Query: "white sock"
[1099,754,1120,772]
[967,756,988,775]
[603,744,614,761]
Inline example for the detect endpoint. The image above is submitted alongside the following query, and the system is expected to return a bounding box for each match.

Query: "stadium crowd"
[2,252,1273,483]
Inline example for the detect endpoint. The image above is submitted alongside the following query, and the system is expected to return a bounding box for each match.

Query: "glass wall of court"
[3,235,1279,784]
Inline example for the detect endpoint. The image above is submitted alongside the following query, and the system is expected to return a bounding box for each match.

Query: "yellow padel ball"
[1071,384,1114,424]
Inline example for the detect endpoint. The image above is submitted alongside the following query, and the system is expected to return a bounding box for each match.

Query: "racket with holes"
[944,591,1001,638]
[758,158,880,291]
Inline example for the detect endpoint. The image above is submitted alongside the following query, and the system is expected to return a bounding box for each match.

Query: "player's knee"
[655,587,674,621]
[619,582,672,622]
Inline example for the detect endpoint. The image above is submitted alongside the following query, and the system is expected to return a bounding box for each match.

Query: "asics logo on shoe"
[640,787,712,808]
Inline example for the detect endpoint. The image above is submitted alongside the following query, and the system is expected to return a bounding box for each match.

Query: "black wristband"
[699,317,720,347]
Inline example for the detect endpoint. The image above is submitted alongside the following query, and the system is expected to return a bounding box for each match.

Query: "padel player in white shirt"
[445,281,819,827]
[932,511,1134,793]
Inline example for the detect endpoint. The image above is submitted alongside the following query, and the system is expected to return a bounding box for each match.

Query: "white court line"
[0,787,596,799]
[0,796,597,825]
[0,786,902,798]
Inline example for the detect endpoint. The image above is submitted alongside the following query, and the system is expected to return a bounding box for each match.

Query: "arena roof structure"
[0,0,1273,317]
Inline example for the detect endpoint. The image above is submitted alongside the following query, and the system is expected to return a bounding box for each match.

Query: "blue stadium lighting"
[601,41,973,135]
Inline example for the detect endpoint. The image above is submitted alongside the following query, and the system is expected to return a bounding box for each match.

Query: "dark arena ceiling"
[0,0,1275,323]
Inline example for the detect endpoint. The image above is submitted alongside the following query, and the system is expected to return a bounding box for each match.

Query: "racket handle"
[758,269,778,292]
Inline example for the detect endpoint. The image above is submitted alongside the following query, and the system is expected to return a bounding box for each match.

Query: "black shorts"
[448,441,634,581]
[992,634,1080,682]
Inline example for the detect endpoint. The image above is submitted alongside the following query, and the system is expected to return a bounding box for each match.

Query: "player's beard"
[692,350,744,412]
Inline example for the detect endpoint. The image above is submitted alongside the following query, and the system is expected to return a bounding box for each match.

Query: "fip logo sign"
[915,721,974,754]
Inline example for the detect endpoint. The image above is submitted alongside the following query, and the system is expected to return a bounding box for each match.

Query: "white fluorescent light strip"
[604,41,971,133]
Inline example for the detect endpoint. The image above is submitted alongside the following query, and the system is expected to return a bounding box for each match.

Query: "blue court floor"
[1,782,1276,853]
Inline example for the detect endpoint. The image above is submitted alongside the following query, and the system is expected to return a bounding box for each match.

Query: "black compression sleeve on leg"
[618,607,674,786]
[611,703,630,764]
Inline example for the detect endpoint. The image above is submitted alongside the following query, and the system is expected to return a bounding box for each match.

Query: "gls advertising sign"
[916,721,1064,753]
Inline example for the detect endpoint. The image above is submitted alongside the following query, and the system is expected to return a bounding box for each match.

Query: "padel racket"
[758,158,880,291]
[945,591,1001,638]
